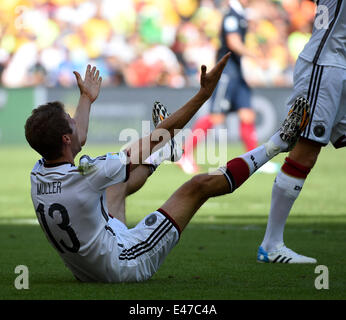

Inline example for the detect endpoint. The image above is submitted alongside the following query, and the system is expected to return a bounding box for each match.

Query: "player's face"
[65,113,82,157]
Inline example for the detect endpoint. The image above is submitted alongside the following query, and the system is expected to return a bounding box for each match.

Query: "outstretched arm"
[73,65,102,146]
[154,52,231,136]
[128,52,231,170]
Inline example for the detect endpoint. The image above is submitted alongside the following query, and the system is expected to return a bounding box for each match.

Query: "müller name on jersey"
[37,181,62,195]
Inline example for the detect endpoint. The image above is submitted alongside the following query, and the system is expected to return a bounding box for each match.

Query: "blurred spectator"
[0,0,316,88]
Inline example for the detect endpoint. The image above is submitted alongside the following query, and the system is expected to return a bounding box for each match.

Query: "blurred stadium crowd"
[0,0,316,88]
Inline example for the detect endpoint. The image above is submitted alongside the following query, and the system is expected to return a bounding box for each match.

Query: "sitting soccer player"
[25,54,310,282]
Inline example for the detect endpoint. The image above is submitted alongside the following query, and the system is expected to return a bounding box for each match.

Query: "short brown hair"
[25,101,72,160]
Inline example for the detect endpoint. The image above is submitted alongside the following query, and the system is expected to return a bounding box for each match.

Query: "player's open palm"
[73,65,102,103]
[199,52,231,99]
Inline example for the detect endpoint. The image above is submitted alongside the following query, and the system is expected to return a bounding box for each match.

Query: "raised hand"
[73,65,102,103]
[198,52,231,99]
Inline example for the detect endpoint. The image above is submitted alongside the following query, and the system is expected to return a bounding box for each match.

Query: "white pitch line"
[0,218,39,225]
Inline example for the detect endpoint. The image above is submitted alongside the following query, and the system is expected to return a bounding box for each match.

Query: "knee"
[289,140,321,168]
[187,174,213,198]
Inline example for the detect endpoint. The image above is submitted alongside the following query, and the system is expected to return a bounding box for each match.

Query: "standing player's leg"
[160,97,310,232]
[258,61,346,264]
[258,139,321,263]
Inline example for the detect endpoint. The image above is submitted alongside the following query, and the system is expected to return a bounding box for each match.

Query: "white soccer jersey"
[30,151,130,282]
[299,0,346,69]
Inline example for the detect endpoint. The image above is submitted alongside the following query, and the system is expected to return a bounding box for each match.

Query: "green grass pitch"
[0,144,346,300]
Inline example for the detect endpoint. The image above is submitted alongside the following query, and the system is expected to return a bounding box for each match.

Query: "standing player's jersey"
[300,0,346,69]
[217,2,248,65]
[30,151,130,282]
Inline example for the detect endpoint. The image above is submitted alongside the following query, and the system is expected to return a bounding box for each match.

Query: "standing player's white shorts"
[108,209,180,282]
[287,57,346,147]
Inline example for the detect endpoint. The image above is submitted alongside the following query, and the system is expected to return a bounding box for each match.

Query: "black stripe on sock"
[220,167,235,193]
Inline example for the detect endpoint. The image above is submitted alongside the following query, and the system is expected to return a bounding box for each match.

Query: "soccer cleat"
[279,97,310,151]
[152,101,171,127]
[152,101,183,162]
[264,97,311,158]
[257,244,317,264]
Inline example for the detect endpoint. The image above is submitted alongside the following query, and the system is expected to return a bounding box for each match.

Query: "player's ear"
[62,134,71,145]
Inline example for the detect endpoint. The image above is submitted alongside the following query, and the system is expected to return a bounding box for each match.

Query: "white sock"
[238,131,289,176]
[145,146,166,168]
[239,145,271,176]
[264,131,289,158]
[261,170,305,252]
[145,138,183,168]
[144,141,175,168]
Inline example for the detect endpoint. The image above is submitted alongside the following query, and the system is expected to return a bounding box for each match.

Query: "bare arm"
[127,52,231,170]
[73,65,102,146]
[154,53,231,136]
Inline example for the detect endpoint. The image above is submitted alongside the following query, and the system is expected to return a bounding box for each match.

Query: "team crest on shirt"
[78,155,97,175]
[313,124,326,138]
[145,214,157,226]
